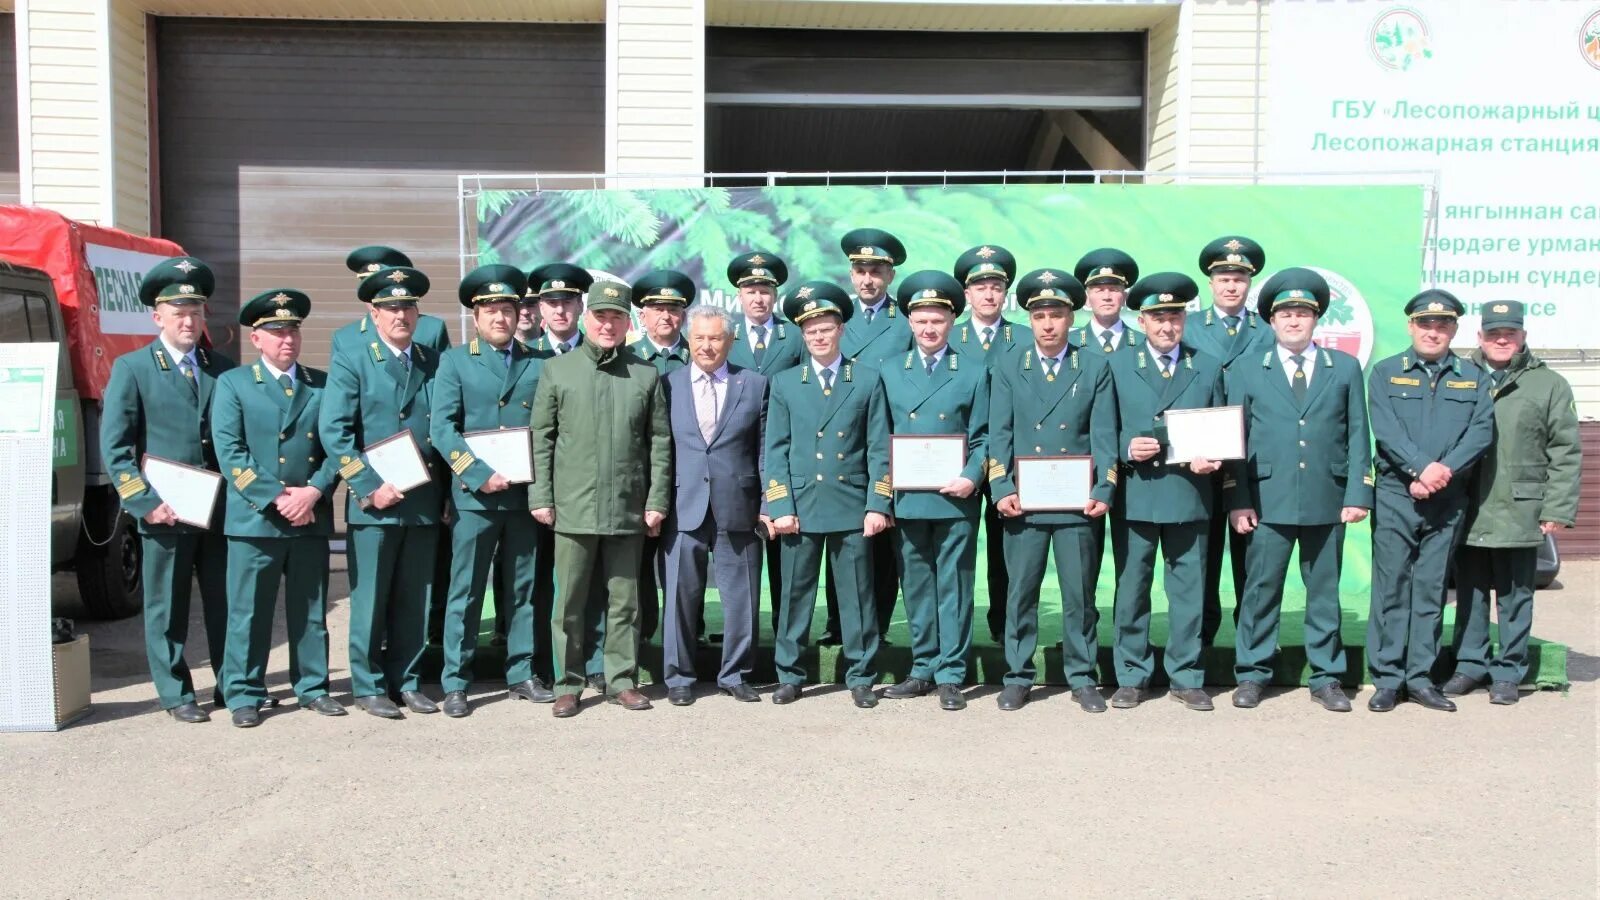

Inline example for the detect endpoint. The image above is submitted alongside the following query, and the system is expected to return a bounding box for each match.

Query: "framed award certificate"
[464,427,533,484]
[1163,405,1246,463]
[1014,455,1093,511]
[889,434,966,491]
[141,455,223,528]
[364,431,431,492]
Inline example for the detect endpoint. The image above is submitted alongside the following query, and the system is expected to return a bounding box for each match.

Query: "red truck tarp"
[0,205,187,400]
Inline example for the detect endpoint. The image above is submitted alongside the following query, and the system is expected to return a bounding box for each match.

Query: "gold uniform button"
[307,456,315,462]
[1298,419,1307,426]
[837,431,845,438]
[817,431,824,438]
[306,432,314,439]
[1034,423,1042,430]
[1299,440,1307,447]
[816,452,823,459]
[1034,446,1042,453]
[938,413,947,420]
[1299,462,1307,469]
[1059,424,1067,430]
[278,456,286,463]
[837,475,846,481]
[499,400,506,407]
[836,453,844,459]
[279,432,287,439]
[816,474,824,481]
[909,413,917,420]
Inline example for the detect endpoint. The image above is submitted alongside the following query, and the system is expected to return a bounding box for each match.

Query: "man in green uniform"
[531,280,672,718]
[332,246,454,357]
[429,265,555,717]
[988,269,1119,713]
[1226,268,1373,712]
[725,251,802,634]
[320,265,446,719]
[1444,301,1582,704]
[1189,236,1273,646]
[879,271,989,711]
[212,290,344,727]
[838,228,910,640]
[949,244,1028,643]
[101,257,236,723]
[1107,273,1225,710]
[765,281,893,709]
[1366,289,1495,712]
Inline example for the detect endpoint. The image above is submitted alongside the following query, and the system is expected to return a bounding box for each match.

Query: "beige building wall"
[108,0,147,234]
[607,0,704,183]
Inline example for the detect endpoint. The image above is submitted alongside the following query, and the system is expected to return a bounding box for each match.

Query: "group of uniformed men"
[102,226,1581,726]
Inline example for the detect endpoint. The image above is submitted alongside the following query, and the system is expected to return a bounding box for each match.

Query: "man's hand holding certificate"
[465,427,533,485]
[364,431,431,508]
[890,435,967,492]
[1162,405,1245,466]
[141,455,223,528]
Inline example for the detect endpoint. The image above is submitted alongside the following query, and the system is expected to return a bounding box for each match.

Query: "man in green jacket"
[879,271,989,711]
[212,290,344,727]
[531,280,672,718]
[320,265,447,719]
[101,257,236,723]
[431,266,555,717]
[1107,273,1225,711]
[1444,301,1582,704]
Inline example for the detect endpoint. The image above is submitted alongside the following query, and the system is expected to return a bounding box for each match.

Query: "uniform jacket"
[1108,344,1225,524]
[529,341,671,535]
[1368,350,1495,499]
[987,344,1120,525]
[728,318,804,377]
[951,315,1031,365]
[1224,345,1374,526]
[664,364,768,533]
[1184,306,1273,369]
[331,312,452,361]
[319,338,444,526]
[841,298,912,367]
[100,341,236,533]
[629,336,690,376]
[211,359,340,537]
[881,347,989,522]
[430,337,544,513]
[1463,349,1582,547]
[764,359,893,533]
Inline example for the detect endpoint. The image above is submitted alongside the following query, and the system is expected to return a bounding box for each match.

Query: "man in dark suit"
[661,305,769,706]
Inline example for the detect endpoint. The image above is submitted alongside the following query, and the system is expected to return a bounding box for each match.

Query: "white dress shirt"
[1277,343,1316,388]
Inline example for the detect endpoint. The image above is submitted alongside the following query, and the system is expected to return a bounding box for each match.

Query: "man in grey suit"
[661,305,770,705]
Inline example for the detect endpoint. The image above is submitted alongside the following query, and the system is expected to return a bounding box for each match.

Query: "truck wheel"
[76,507,144,620]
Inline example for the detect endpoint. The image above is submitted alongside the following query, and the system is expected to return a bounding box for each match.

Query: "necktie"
[1490,369,1507,391]
[1158,354,1173,378]
[863,305,876,323]
[981,326,995,350]
[178,355,198,397]
[399,350,411,371]
[1043,357,1059,381]
[499,347,511,369]
[820,367,835,394]
[1223,315,1240,336]
[925,354,938,375]
[696,372,719,443]
[1422,361,1442,386]
[1101,332,1115,353]
[278,373,294,396]
[1290,354,1307,403]
[752,323,768,350]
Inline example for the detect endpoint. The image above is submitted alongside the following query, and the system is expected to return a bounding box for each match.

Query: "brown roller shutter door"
[154,17,603,364]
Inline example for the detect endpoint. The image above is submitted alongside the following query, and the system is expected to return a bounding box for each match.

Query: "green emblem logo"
[1369,7,1432,71]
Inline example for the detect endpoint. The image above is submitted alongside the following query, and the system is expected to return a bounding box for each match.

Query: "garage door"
[0,14,18,203]
[155,17,604,364]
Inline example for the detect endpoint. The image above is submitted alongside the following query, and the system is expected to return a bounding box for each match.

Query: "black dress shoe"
[1110,686,1143,709]
[1310,684,1352,712]
[850,685,878,709]
[1408,685,1457,712]
[771,683,802,705]
[667,686,694,706]
[938,684,966,711]
[1442,673,1484,696]
[1233,681,1265,709]
[585,674,607,695]
[303,695,347,716]
[231,706,260,728]
[441,691,471,718]
[508,678,556,704]
[1489,681,1519,705]
[997,684,1029,711]
[1073,687,1107,713]
[1367,687,1400,712]
[399,691,438,714]
[720,683,761,703]
[355,695,403,719]
[883,677,933,699]
[1168,688,1213,711]
[166,702,210,724]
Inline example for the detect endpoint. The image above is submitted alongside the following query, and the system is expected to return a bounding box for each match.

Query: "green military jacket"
[331,312,452,361]
[728,317,804,377]
[987,345,1120,525]
[882,346,990,522]
[841,298,912,366]
[101,341,237,533]
[764,359,893,533]
[951,315,1031,366]
[1463,349,1582,547]
[211,359,340,537]
[319,338,445,527]
[529,341,671,535]
[1184,306,1273,369]
[431,336,544,513]
[1108,344,1225,525]
[630,336,690,376]
[1224,346,1374,525]
[1368,350,1495,500]
[1068,321,1145,355]
[530,331,583,359]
